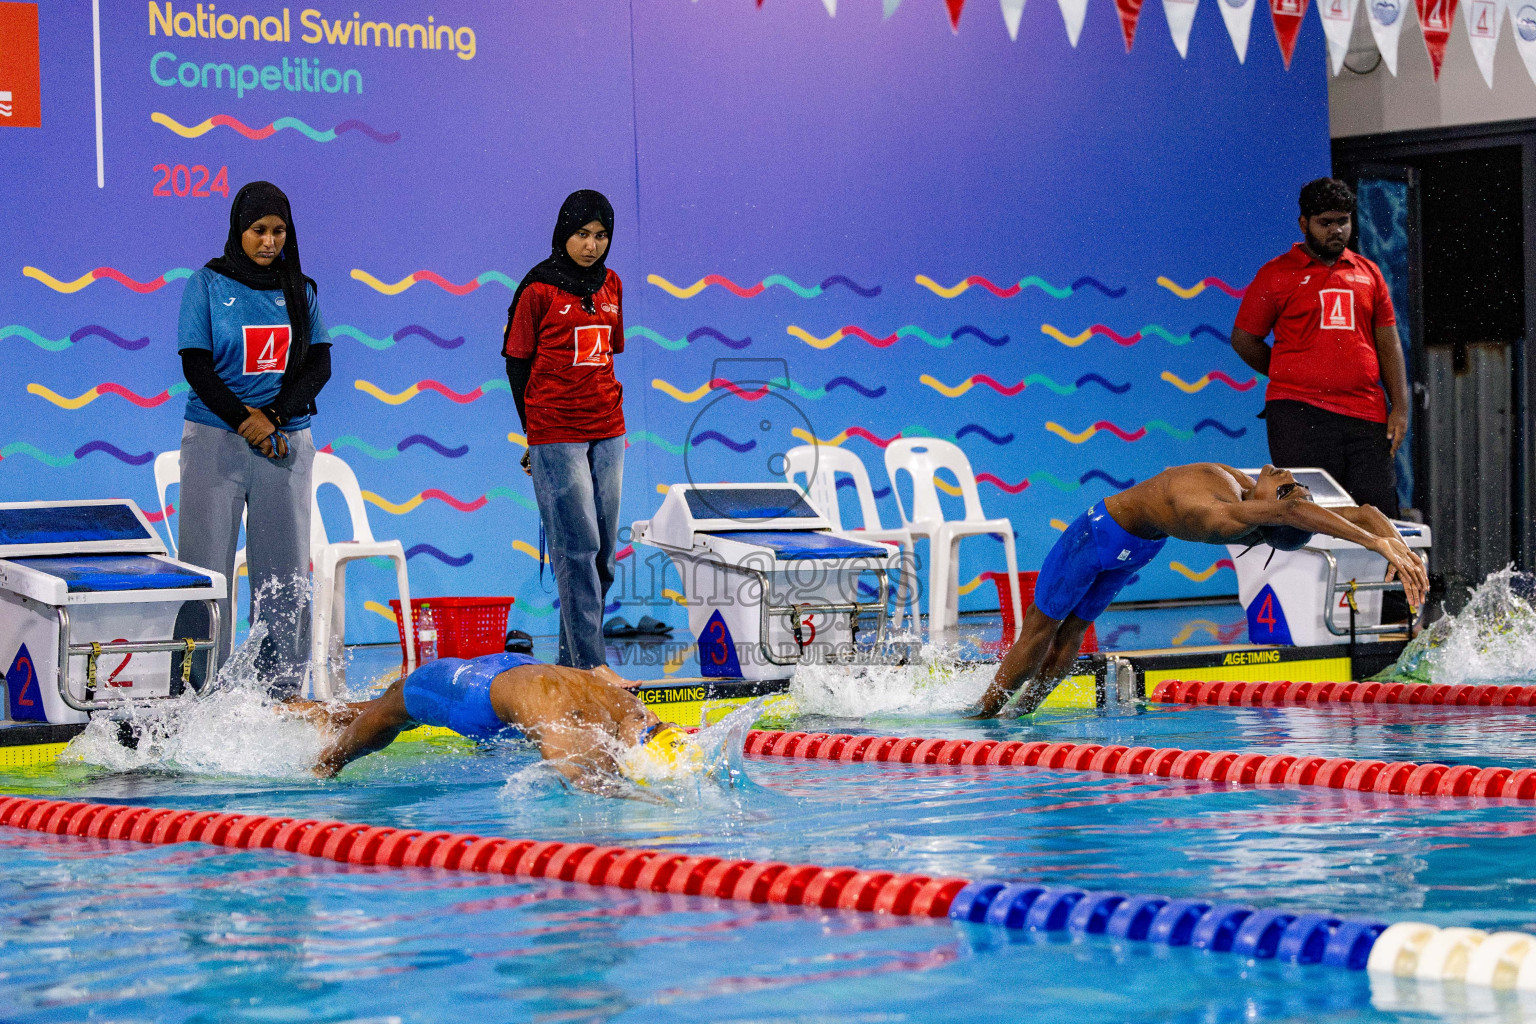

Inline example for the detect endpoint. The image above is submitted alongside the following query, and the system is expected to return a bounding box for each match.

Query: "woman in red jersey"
[503,191,625,670]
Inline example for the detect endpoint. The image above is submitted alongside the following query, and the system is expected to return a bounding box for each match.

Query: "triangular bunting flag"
[1058,0,1090,43]
[1514,3,1536,86]
[883,0,902,16]
[1164,0,1201,54]
[947,0,967,30]
[1001,0,1027,37]
[1415,0,1460,78]
[1464,0,1505,84]
[1365,0,1408,72]
[1319,0,1361,72]
[1218,0,1261,60]
[1116,0,1146,47]
[821,0,837,14]
[1270,0,1311,66]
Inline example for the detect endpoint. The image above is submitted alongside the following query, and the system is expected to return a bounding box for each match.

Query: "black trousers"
[1264,400,1399,517]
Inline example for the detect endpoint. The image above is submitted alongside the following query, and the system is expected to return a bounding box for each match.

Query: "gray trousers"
[174,420,314,696]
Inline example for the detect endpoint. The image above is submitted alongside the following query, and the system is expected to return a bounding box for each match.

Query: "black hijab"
[506,190,614,332]
[206,181,316,387]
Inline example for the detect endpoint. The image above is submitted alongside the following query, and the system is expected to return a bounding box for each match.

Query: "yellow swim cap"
[621,724,705,784]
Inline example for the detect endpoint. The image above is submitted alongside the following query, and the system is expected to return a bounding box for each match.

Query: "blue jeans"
[529,435,624,669]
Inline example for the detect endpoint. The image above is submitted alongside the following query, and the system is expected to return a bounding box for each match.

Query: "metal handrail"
[1304,546,1427,638]
[647,539,892,667]
[54,601,222,712]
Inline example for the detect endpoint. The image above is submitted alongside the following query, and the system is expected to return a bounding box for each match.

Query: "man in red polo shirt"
[1231,178,1410,518]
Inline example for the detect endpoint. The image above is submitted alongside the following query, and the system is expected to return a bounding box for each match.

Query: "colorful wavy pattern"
[2,325,150,351]
[354,378,508,405]
[626,326,751,351]
[647,273,879,298]
[788,423,1023,450]
[834,477,892,499]
[787,324,1007,349]
[0,441,153,466]
[1040,323,1226,347]
[28,382,188,409]
[651,376,886,402]
[1103,624,1141,647]
[1168,558,1236,582]
[350,269,515,295]
[329,325,464,350]
[955,425,1015,445]
[920,373,1130,398]
[1157,275,1246,299]
[362,486,537,515]
[1161,370,1259,393]
[24,266,192,294]
[404,544,472,567]
[625,432,680,456]
[151,112,399,143]
[511,539,550,563]
[914,274,1126,299]
[1171,617,1248,645]
[324,435,468,460]
[692,431,754,452]
[1046,419,1247,443]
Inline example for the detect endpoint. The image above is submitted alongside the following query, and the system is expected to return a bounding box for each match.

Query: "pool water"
[4,584,1535,1023]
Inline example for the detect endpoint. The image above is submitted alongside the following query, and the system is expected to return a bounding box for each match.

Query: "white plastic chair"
[883,438,1022,635]
[154,450,247,650]
[153,451,181,554]
[783,444,919,631]
[309,451,414,699]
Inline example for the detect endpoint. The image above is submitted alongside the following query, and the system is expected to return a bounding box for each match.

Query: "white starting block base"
[1226,469,1431,647]
[635,484,900,681]
[0,501,226,725]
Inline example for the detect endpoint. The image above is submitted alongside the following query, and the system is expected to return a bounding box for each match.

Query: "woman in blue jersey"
[173,181,331,696]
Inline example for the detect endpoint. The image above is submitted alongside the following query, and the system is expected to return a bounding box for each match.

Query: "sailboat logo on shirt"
[572,324,612,367]
[1318,289,1356,331]
[242,324,292,374]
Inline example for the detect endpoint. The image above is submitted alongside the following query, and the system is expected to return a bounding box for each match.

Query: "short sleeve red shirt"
[502,270,626,445]
[1235,243,1397,423]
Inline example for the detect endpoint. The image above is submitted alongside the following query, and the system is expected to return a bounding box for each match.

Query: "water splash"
[65,578,332,779]
[499,697,771,806]
[1378,567,1536,686]
[786,643,996,718]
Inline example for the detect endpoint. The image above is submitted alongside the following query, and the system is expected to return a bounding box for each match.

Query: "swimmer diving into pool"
[970,463,1429,719]
[289,653,702,794]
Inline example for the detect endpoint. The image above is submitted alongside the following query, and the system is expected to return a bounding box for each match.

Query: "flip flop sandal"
[634,615,673,636]
[602,616,642,638]
[504,629,534,655]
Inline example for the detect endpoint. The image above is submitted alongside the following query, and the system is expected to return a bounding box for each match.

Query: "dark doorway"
[1335,121,1535,609]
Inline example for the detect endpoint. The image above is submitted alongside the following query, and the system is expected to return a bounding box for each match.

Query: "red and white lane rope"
[0,795,965,916]
[1152,679,1536,708]
[741,730,1536,799]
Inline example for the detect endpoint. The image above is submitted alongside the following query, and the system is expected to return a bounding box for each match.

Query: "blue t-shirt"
[176,267,326,432]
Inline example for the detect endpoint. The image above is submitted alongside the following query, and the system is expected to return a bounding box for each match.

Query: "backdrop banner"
[1,0,1329,644]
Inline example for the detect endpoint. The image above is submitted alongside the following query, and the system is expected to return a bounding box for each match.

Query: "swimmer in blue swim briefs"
[291,655,701,793]
[970,464,1429,718]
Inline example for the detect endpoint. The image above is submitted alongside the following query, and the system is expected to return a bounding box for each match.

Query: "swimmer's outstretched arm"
[313,680,415,778]
[531,724,659,801]
[1205,499,1428,607]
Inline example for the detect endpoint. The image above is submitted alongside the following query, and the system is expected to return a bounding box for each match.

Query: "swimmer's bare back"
[309,663,661,797]
[1106,462,1427,608]
[489,664,660,795]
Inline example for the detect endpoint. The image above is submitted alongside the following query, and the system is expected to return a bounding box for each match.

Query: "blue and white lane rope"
[948,882,1387,970]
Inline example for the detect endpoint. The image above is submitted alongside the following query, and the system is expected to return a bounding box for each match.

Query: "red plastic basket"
[390,596,517,662]
[980,571,1099,652]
